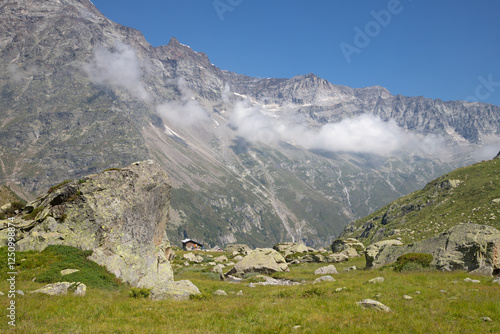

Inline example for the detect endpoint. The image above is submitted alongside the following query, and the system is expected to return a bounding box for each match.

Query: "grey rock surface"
[226,248,289,277]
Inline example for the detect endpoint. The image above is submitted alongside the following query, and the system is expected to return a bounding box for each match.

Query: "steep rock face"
[3,160,174,290]
[365,224,500,276]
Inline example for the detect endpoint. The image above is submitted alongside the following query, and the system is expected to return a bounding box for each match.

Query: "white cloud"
[8,64,24,82]
[84,41,149,100]
[229,99,445,156]
[156,78,209,126]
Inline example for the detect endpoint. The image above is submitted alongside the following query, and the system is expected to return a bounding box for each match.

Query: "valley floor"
[0,254,499,333]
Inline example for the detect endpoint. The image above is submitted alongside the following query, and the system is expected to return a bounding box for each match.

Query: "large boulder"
[331,238,365,253]
[365,240,403,268]
[30,282,86,296]
[225,244,252,255]
[150,280,201,301]
[2,160,174,292]
[365,224,500,275]
[226,248,289,277]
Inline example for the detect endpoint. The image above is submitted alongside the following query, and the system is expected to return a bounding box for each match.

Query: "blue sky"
[91,0,500,106]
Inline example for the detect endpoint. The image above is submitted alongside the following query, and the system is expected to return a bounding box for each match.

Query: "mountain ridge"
[0,0,499,248]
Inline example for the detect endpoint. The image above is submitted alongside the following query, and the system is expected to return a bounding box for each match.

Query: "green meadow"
[0,248,498,333]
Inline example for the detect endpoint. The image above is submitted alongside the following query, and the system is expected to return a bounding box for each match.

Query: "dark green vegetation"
[0,245,122,290]
[393,253,434,272]
[0,251,498,333]
[340,158,500,245]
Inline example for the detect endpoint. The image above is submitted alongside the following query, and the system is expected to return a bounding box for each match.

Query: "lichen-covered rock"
[60,269,80,276]
[326,253,349,263]
[150,280,201,301]
[356,299,391,312]
[4,160,174,292]
[340,247,359,258]
[365,240,403,269]
[314,265,338,275]
[225,244,252,255]
[30,282,86,296]
[365,224,500,275]
[226,248,289,277]
[273,242,312,256]
[331,238,365,253]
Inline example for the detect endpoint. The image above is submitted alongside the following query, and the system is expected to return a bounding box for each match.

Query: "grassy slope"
[0,249,498,333]
[0,185,26,207]
[340,158,500,245]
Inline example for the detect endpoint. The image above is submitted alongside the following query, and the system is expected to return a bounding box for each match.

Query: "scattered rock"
[30,282,85,296]
[481,317,493,322]
[367,277,384,284]
[314,276,336,283]
[464,278,480,283]
[183,262,189,267]
[340,247,359,258]
[225,244,252,255]
[215,255,228,263]
[213,290,228,296]
[150,280,201,301]
[247,276,299,286]
[16,290,24,296]
[274,242,314,256]
[356,299,391,312]
[236,290,243,296]
[233,255,243,261]
[293,325,301,330]
[183,253,196,261]
[415,291,421,294]
[0,291,3,295]
[61,269,80,276]
[344,266,357,271]
[314,265,338,275]
[335,287,345,292]
[440,290,447,293]
[492,277,500,284]
[74,283,87,296]
[403,295,413,300]
[364,224,500,274]
[208,262,216,266]
[226,248,289,277]
[326,253,349,263]
[193,255,204,263]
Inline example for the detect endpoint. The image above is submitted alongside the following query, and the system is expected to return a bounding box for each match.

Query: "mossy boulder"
[2,160,174,291]
[226,248,289,277]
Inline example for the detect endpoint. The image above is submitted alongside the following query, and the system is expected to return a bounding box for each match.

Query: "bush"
[129,288,151,298]
[190,292,211,301]
[394,253,433,272]
[23,206,44,220]
[48,180,73,193]
[301,287,325,297]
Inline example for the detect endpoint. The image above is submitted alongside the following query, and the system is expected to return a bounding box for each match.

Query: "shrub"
[301,287,325,297]
[48,180,73,193]
[275,290,292,298]
[394,253,433,272]
[190,292,211,301]
[129,288,151,298]
[23,206,44,220]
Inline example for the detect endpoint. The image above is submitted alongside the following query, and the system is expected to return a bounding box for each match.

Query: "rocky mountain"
[0,0,499,248]
[339,156,500,245]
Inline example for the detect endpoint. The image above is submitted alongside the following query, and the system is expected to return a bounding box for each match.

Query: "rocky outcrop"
[226,248,289,277]
[365,224,500,275]
[331,238,365,253]
[3,160,174,291]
